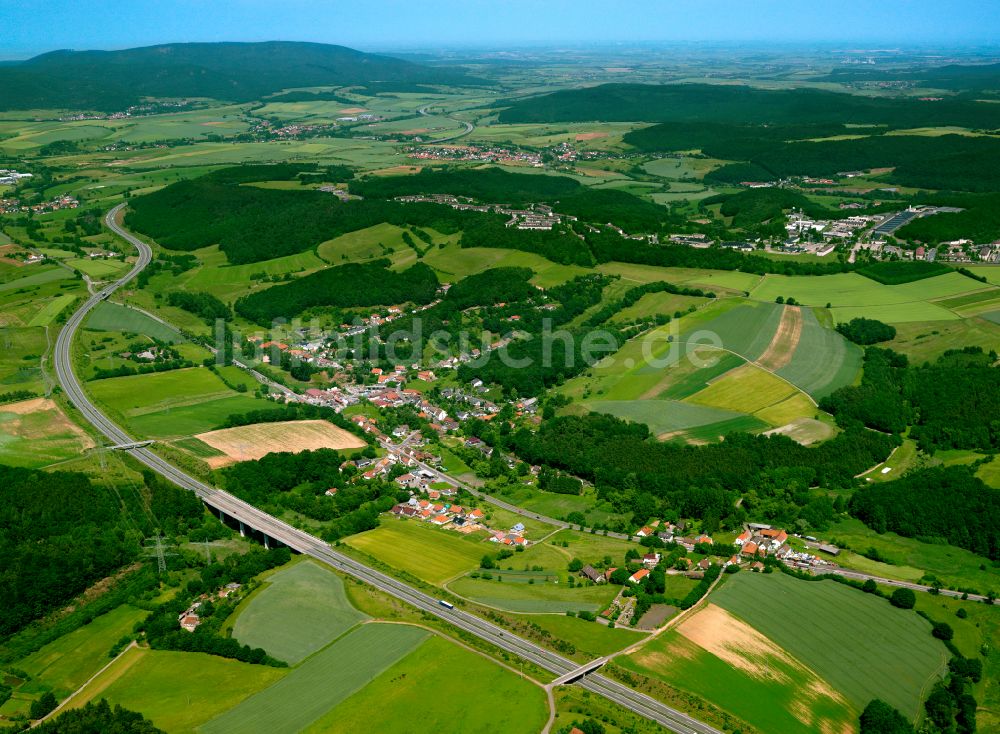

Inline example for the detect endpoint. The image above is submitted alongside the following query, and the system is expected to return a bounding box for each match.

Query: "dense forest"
[167,291,232,324]
[499,82,1000,128]
[356,168,673,233]
[444,266,536,310]
[0,465,204,638]
[506,413,896,524]
[855,260,952,285]
[836,318,897,345]
[850,466,1000,560]
[234,260,439,324]
[354,166,580,205]
[897,193,1000,244]
[822,347,1000,452]
[126,173,475,264]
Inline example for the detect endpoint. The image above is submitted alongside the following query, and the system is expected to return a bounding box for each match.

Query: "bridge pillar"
[263,535,270,550]
[239,521,245,538]
[219,509,225,523]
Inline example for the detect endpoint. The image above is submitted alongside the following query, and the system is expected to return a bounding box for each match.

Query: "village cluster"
[0,193,79,215]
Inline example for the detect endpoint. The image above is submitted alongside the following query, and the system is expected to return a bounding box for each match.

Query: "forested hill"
[0,41,485,111]
[497,82,1000,129]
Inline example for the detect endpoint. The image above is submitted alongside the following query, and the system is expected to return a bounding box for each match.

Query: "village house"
[628,569,650,584]
[642,552,661,568]
[579,565,604,584]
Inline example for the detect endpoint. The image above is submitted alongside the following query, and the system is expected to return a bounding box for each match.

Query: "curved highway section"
[53,204,721,734]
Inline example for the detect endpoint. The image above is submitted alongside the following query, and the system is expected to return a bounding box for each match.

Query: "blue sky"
[2,0,999,57]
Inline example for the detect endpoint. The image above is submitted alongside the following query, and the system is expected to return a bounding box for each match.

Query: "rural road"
[51,203,723,734]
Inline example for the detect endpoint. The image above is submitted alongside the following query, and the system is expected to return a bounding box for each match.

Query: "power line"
[143,535,177,574]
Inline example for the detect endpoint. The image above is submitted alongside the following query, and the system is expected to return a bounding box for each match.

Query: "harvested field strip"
[195,419,365,468]
[756,305,802,371]
[776,307,862,400]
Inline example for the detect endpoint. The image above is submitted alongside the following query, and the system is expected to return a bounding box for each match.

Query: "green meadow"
[231,560,366,664]
[201,624,428,734]
[17,604,147,700]
[70,646,285,734]
[85,366,272,439]
[84,302,184,342]
[345,519,486,584]
[448,574,618,613]
[304,634,549,734]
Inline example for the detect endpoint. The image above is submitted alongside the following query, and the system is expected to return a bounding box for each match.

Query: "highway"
[417,104,474,142]
[51,203,722,734]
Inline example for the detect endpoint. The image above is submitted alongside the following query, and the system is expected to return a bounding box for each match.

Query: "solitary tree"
[889,587,916,610]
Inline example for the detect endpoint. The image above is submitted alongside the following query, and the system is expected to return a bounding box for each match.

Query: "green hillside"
[0,41,485,111]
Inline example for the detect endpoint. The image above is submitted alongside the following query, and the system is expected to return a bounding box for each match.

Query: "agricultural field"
[83,302,184,343]
[67,646,286,734]
[497,485,629,527]
[448,573,618,613]
[685,363,812,424]
[709,572,948,719]
[0,327,50,396]
[231,560,366,664]
[749,271,983,323]
[65,257,128,279]
[201,623,428,734]
[774,307,862,399]
[0,397,94,467]
[304,634,549,734]
[560,298,847,440]
[621,604,856,734]
[0,266,73,294]
[195,419,365,468]
[85,366,275,439]
[15,604,147,701]
[25,293,76,327]
[597,262,763,293]
[344,519,487,585]
[622,572,948,733]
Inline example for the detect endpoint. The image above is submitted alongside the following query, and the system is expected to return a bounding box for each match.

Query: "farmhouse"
[629,569,650,584]
[579,565,604,583]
